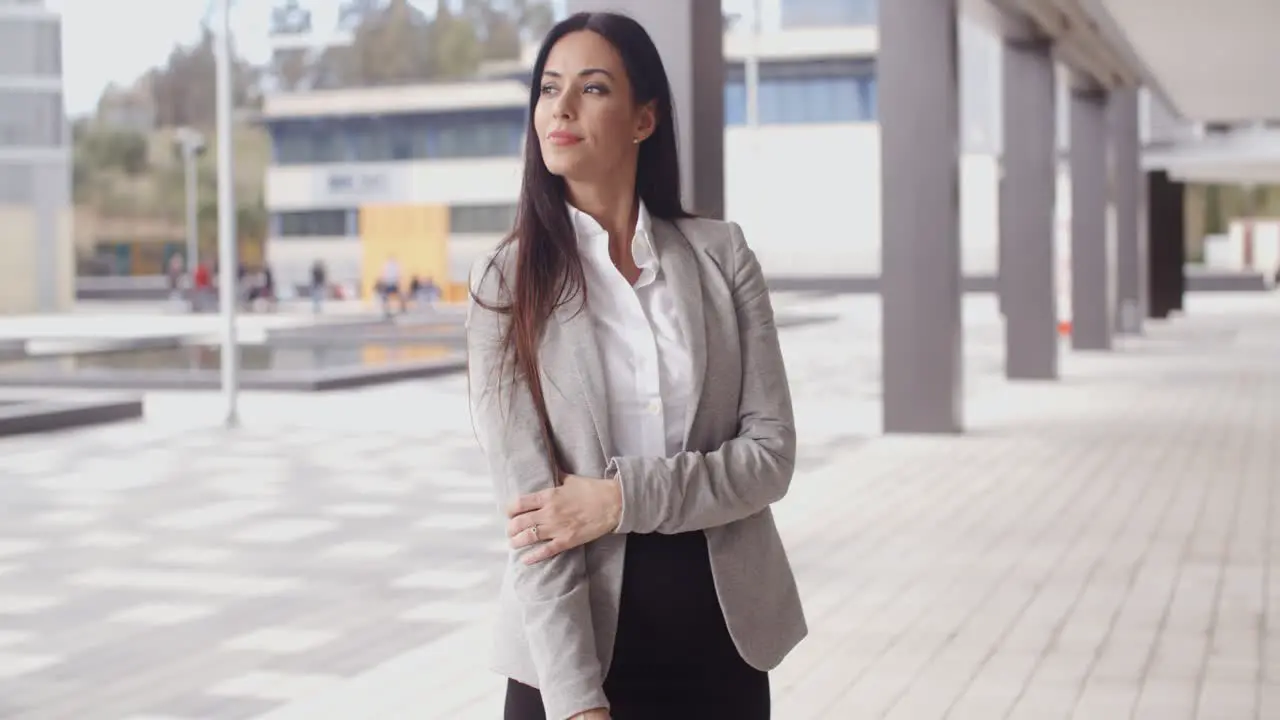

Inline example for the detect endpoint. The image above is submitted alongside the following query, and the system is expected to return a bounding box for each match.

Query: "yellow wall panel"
[359,203,450,301]
[0,207,38,314]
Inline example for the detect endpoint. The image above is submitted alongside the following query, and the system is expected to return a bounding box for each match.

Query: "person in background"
[167,254,185,305]
[310,260,328,314]
[377,255,406,317]
[192,260,212,312]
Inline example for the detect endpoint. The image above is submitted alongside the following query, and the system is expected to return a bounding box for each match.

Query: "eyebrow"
[542,68,615,80]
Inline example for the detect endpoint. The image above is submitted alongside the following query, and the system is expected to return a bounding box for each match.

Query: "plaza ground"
[1,292,1278,719]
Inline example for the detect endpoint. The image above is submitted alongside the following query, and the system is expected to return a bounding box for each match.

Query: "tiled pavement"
[3,292,1280,719]
[0,422,507,720]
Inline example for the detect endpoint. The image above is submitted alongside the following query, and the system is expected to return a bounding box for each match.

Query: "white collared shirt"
[569,201,693,460]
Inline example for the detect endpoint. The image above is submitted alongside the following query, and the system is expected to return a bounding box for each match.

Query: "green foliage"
[73,121,150,177]
[1203,184,1225,235]
[75,0,555,244]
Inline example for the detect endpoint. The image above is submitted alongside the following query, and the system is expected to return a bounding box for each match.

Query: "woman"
[467,11,806,720]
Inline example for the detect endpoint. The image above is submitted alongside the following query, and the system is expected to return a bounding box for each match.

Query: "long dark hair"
[472,11,691,477]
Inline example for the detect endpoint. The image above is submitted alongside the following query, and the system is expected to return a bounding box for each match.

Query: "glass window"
[433,112,523,158]
[781,0,878,28]
[0,18,60,76]
[450,204,517,234]
[347,118,381,162]
[273,122,314,165]
[858,76,877,122]
[0,89,63,147]
[269,110,526,164]
[275,209,351,237]
[310,122,346,163]
[724,81,746,126]
[751,59,878,125]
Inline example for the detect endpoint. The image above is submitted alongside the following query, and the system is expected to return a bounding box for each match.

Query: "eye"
[540,83,558,96]
[584,83,610,95]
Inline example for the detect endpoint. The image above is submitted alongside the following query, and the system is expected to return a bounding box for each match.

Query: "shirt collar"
[567,199,659,287]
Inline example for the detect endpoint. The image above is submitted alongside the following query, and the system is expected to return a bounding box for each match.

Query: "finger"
[523,537,570,565]
[506,513,538,539]
[509,526,535,550]
[508,520,547,550]
[505,488,551,518]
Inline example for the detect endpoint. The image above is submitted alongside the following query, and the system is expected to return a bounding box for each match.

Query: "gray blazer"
[467,216,806,720]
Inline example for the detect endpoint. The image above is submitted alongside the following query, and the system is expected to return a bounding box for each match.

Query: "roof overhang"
[967,0,1280,125]
[963,0,1143,92]
[1145,129,1280,185]
[1089,0,1280,124]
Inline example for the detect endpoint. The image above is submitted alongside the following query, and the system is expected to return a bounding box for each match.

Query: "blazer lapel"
[655,219,708,449]
[552,299,613,463]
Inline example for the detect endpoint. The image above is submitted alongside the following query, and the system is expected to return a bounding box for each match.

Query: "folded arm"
[609,223,797,536]
[467,261,608,720]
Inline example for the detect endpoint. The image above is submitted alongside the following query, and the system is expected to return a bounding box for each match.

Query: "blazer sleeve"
[466,261,609,720]
[607,222,797,536]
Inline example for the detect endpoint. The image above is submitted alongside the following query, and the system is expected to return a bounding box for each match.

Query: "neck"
[566,174,639,255]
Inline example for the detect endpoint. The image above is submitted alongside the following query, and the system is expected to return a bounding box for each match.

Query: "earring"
[633,137,641,144]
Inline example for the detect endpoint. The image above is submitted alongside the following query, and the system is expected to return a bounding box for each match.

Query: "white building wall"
[266,124,1002,287]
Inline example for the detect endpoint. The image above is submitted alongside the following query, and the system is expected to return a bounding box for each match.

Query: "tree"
[311,0,555,89]
[269,0,316,92]
[149,26,259,129]
[1204,184,1225,235]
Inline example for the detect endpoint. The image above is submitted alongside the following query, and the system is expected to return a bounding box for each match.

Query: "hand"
[570,709,610,720]
[506,474,622,564]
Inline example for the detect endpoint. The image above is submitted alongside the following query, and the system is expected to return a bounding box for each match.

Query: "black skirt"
[503,530,769,720]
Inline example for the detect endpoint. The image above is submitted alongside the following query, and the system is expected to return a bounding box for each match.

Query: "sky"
[51,0,767,116]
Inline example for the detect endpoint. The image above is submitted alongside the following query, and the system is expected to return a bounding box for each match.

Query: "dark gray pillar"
[880,0,963,434]
[1109,88,1142,334]
[1000,39,1057,380]
[566,0,724,218]
[1069,88,1113,351]
[1147,170,1184,319]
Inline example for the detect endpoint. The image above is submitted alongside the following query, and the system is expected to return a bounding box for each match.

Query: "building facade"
[779,0,878,29]
[0,0,72,313]
[261,19,1005,294]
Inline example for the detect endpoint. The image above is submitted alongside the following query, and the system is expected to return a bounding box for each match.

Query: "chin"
[542,158,591,182]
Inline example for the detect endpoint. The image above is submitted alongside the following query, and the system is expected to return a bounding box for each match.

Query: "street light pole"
[744,0,762,127]
[180,138,200,287]
[184,146,198,273]
[215,0,240,428]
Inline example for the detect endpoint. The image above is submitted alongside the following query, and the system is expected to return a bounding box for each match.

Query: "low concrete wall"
[768,268,1271,295]
[82,267,1273,302]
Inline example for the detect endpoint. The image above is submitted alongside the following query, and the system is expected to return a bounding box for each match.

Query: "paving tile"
[3,295,1280,719]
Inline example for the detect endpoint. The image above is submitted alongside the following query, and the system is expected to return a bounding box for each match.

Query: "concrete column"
[1000,39,1057,380]
[566,0,725,218]
[1109,88,1143,334]
[1069,89,1113,350]
[880,0,963,434]
[1152,170,1177,316]
[1146,170,1185,319]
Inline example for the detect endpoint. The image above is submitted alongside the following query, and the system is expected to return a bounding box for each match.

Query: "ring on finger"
[528,524,540,542]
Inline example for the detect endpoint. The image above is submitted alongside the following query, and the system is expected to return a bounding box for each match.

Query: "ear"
[634,100,658,143]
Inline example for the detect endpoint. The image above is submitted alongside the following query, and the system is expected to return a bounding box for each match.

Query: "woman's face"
[533,30,656,184]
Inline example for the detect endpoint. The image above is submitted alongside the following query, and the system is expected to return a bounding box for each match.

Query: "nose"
[550,90,576,120]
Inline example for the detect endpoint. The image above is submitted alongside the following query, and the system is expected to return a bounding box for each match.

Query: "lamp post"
[215,0,240,428]
[174,128,205,305]
[744,0,762,127]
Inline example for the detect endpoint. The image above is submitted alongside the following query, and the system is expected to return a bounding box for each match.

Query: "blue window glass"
[859,75,878,122]
[267,110,524,164]
[780,0,878,28]
[724,80,746,126]
[830,77,858,122]
[746,59,878,125]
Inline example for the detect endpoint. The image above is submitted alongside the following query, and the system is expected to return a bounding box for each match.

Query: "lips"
[547,130,582,146]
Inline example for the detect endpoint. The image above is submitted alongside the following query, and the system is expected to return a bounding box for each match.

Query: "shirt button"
[646,399,662,415]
